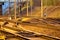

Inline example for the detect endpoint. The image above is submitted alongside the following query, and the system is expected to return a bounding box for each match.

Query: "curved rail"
[44,6,60,14]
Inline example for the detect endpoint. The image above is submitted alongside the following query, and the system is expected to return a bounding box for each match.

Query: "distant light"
[9,17,11,20]
[22,17,30,21]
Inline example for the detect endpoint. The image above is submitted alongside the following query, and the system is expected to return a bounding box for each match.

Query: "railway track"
[0,18,60,40]
[0,26,59,40]
[42,18,60,27]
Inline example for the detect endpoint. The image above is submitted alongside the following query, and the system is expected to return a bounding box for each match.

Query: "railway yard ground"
[0,0,60,40]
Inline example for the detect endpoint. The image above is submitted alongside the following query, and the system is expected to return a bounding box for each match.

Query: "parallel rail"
[0,18,60,40]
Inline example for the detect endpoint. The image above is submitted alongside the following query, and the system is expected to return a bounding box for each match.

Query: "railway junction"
[0,0,60,40]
